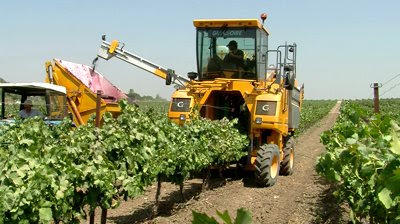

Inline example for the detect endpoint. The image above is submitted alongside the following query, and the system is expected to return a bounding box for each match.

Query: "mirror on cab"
[187,72,198,80]
[284,65,295,90]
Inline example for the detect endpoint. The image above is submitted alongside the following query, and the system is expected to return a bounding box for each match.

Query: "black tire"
[255,144,280,187]
[280,137,295,176]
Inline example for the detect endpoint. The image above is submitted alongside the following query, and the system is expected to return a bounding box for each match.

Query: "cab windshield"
[0,88,67,120]
[197,28,256,80]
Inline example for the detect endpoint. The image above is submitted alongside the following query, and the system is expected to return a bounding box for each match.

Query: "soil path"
[92,101,346,224]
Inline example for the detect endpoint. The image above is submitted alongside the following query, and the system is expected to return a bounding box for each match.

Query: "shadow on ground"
[310,177,350,224]
[108,169,241,224]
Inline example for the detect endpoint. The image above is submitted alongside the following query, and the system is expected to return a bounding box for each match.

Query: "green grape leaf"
[216,210,233,224]
[39,207,53,223]
[390,130,400,155]
[378,188,393,209]
[20,139,34,146]
[234,208,252,224]
[192,211,218,224]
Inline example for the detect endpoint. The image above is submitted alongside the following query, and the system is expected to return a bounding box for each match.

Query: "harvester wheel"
[255,144,280,187]
[280,137,295,176]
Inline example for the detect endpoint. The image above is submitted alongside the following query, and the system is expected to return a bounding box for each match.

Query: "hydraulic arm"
[97,36,189,88]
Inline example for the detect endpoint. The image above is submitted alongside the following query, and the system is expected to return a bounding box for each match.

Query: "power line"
[368,73,400,98]
[381,80,400,97]
[382,74,400,87]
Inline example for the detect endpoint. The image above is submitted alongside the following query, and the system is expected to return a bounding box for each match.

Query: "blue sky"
[0,0,399,99]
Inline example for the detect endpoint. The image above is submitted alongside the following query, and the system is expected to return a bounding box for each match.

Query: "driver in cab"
[223,40,244,69]
[19,99,43,119]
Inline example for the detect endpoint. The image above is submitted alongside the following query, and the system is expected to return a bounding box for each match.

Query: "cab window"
[4,92,20,118]
[197,28,257,80]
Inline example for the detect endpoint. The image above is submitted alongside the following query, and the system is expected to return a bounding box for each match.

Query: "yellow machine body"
[168,19,304,170]
[45,60,122,126]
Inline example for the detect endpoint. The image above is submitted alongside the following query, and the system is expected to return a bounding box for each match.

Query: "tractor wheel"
[255,144,280,187]
[280,137,295,176]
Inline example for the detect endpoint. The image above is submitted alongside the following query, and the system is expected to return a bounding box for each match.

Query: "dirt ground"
[90,101,348,224]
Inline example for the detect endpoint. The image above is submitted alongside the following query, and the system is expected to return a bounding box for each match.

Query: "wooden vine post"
[89,90,108,224]
[371,83,381,113]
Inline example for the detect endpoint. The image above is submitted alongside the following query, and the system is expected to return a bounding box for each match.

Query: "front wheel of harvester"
[280,137,295,176]
[255,144,280,187]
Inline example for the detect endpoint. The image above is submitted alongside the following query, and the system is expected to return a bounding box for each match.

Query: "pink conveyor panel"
[56,59,127,102]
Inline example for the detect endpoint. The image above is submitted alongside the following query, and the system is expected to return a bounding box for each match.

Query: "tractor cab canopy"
[194,19,269,81]
[0,83,68,123]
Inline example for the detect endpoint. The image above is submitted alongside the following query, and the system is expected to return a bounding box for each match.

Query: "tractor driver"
[223,40,244,69]
[19,99,43,119]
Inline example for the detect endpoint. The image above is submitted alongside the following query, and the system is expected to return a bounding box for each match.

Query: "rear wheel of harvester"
[280,137,295,176]
[255,144,280,187]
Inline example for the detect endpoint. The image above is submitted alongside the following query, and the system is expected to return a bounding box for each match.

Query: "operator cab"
[194,19,269,81]
[0,83,68,125]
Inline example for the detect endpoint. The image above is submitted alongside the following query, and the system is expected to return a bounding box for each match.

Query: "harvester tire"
[280,137,295,176]
[255,144,280,187]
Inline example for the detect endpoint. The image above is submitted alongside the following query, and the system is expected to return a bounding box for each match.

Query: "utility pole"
[370,83,382,113]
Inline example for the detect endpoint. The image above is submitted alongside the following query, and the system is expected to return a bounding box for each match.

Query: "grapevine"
[0,100,248,223]
[316,101,400,223]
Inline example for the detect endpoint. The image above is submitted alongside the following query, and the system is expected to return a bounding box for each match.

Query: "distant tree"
[0,77,5,83]
[126,89,167,102]
[155,94,163,100]
[127,89,141,101]
[141,95,154,101]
